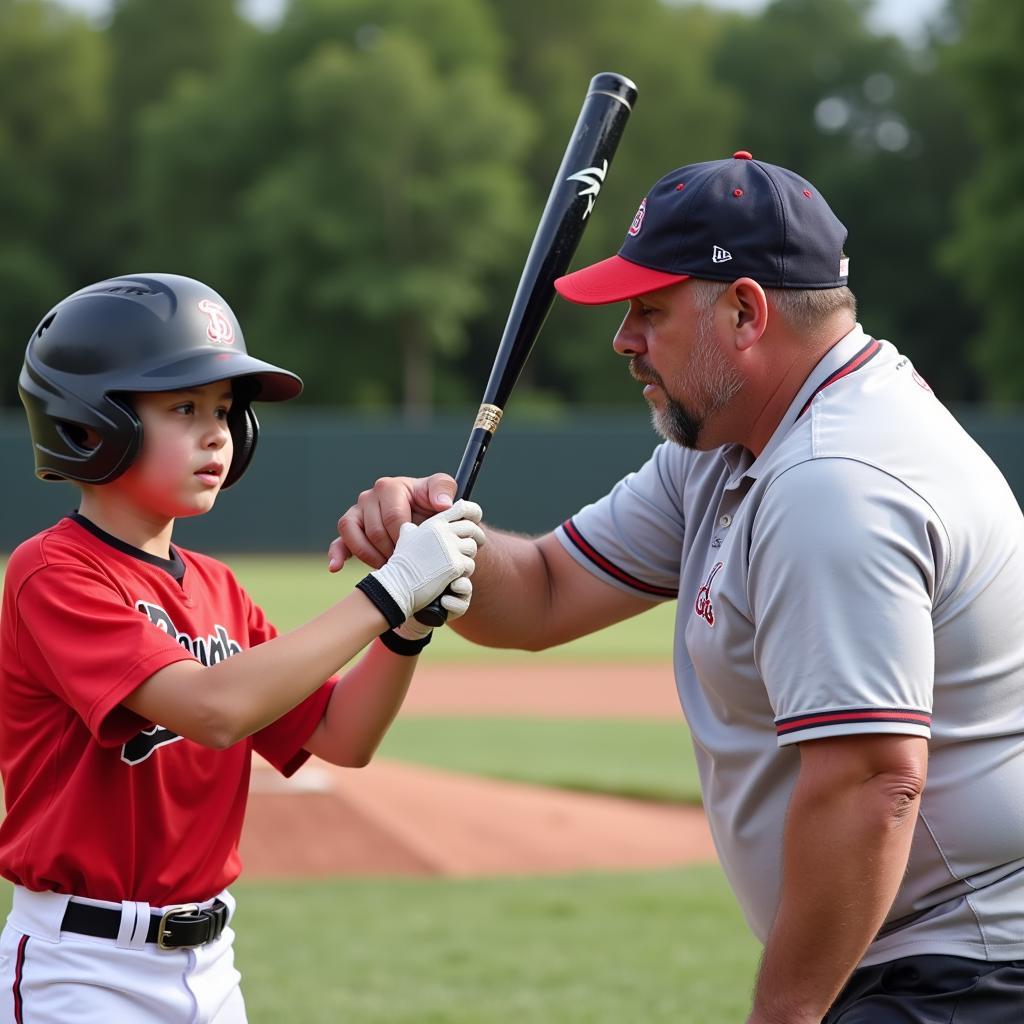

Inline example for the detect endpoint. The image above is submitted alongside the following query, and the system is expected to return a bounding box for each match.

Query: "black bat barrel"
[482,71,637,413]
[416,72,637,627]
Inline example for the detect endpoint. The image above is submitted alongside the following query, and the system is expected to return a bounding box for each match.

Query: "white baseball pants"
[0,887,246,1023]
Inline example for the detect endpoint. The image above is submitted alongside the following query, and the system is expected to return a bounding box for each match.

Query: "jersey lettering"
[121,725,183,765]
[136,601,243,663]
[121,601,245,765]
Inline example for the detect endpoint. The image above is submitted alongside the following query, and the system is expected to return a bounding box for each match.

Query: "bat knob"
[589,72,638,110]
[414,599,449,628]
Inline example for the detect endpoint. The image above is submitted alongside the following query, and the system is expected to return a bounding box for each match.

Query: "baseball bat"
[416,71,638,627]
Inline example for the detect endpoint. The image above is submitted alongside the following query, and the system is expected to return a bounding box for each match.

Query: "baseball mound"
[240,663,717,878]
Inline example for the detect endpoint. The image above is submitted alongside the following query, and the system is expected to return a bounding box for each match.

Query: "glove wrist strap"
[356,575,405,630]
[378,628,432,657]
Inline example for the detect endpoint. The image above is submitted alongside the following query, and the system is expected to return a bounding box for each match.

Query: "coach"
[333,151,1024,1022]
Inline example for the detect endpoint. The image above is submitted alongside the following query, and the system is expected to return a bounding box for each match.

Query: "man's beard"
[631,308,744,449]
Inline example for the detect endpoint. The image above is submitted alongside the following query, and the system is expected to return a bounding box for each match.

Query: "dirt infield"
[240,663,716,879]
[397,662,683,719]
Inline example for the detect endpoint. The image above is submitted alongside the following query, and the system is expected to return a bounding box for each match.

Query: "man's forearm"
[451,524,655,651]
[449,526,554,649]
[750,761,922,1023]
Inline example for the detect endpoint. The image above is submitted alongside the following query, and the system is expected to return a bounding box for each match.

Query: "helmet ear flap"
[223,405,259,489]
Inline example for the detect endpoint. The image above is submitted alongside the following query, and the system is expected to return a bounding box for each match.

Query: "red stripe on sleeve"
[562,519,677,598]
[777,708,931,736]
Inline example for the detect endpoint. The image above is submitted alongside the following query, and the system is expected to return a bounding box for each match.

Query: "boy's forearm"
[207,590,388,743]
[133,590,388,748]
[303,637,418,766]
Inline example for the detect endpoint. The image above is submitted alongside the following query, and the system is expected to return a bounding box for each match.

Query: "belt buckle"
[157,903,201,950]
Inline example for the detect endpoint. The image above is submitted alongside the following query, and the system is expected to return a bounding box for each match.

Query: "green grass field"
[0,552,759,1020]
[378,717,704,804]
[230,869,759,1023]
[0,870,758,1023]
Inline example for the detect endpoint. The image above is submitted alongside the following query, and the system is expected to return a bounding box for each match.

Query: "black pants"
[823,955,1024,1023]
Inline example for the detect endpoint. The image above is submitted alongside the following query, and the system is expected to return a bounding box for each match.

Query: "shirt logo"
[566,159,608,220]
[122,725,182,766]
[694,561,724,626]
[121,602,245,766]
[711,245,732,264]
[628,197,647,236]
[197,298,235,345]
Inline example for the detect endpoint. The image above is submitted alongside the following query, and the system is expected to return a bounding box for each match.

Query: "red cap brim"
[554,255,690,305]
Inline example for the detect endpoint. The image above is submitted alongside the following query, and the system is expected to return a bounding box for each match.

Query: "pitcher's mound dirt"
[240,663,715,879]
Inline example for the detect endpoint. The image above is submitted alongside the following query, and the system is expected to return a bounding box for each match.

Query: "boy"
[0,273,483,1022]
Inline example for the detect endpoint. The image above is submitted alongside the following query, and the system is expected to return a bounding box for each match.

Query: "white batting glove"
[356,500,484,628]
[393,575,474,641]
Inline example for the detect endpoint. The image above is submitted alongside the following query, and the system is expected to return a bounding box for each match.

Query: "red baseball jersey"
[0,514,335,904]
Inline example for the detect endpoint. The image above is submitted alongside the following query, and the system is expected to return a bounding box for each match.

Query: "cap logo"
[198,299,235,346]
[628,197,647,237]
[711,245,732,264]
[565,159,608,220]
[839,256,850,277]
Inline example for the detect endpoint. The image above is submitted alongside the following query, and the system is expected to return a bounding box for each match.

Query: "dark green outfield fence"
[0,410,663,553]
[3,406,1024,554]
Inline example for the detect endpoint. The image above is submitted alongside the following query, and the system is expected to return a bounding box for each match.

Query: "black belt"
[61,899,229,950]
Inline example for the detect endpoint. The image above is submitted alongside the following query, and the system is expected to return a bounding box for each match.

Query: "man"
[330,152,1024,1022]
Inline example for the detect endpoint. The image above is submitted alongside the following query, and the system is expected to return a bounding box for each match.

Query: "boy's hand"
[393,575,473,642]
[357,500,484,626]
[329,473,458,571]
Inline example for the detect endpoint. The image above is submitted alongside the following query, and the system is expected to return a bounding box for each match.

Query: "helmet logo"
[198,299,235,345]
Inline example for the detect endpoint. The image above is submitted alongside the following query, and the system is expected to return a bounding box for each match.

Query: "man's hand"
[364,500,484,622]
[329,473,458,571]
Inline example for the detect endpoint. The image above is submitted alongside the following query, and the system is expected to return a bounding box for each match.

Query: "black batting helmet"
[18,273,302,488]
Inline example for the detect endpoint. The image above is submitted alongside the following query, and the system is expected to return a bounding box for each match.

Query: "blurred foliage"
[134,0,533,413]
[711,0,981,400]
[0,0,110,403]
[942,0,1024,401]
[0,0,1019,410]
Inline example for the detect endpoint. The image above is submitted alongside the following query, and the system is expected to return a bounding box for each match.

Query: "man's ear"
[724,278,769,352]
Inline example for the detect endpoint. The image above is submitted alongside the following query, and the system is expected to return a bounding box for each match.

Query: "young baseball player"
[0,272,483,1023]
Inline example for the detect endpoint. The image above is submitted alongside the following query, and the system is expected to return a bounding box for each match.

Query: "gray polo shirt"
[557,324,1024,964]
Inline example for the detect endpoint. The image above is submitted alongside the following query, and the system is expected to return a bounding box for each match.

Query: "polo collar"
[740,323,880,481]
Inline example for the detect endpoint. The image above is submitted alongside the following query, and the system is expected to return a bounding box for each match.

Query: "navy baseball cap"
[555,151,849,304]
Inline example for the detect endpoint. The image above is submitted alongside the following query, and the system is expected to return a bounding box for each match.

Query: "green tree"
[103,0,248,260]
[135,0,533,415]
[943,0,1024,400]
[107,0,244,119]
[0,0,109,405]
[710,0,979,400]
[481,0,740,408]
